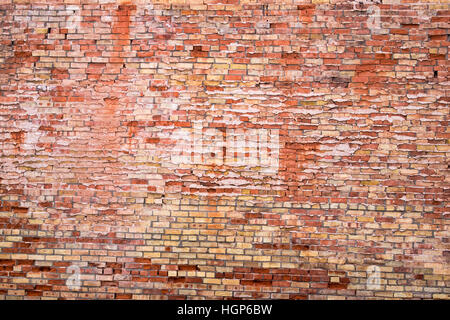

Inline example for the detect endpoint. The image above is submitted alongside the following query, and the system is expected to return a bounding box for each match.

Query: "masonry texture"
[0,0,449,300]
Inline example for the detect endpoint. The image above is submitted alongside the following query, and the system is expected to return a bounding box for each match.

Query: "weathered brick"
[0,0,448,301]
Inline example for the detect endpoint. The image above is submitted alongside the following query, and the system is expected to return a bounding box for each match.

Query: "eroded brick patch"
[0,0,449,300]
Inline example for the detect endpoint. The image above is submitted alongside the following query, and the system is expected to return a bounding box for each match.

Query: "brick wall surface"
[0,0,448,299]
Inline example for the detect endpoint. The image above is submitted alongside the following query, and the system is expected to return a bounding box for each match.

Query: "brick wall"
[0,0,448,299]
